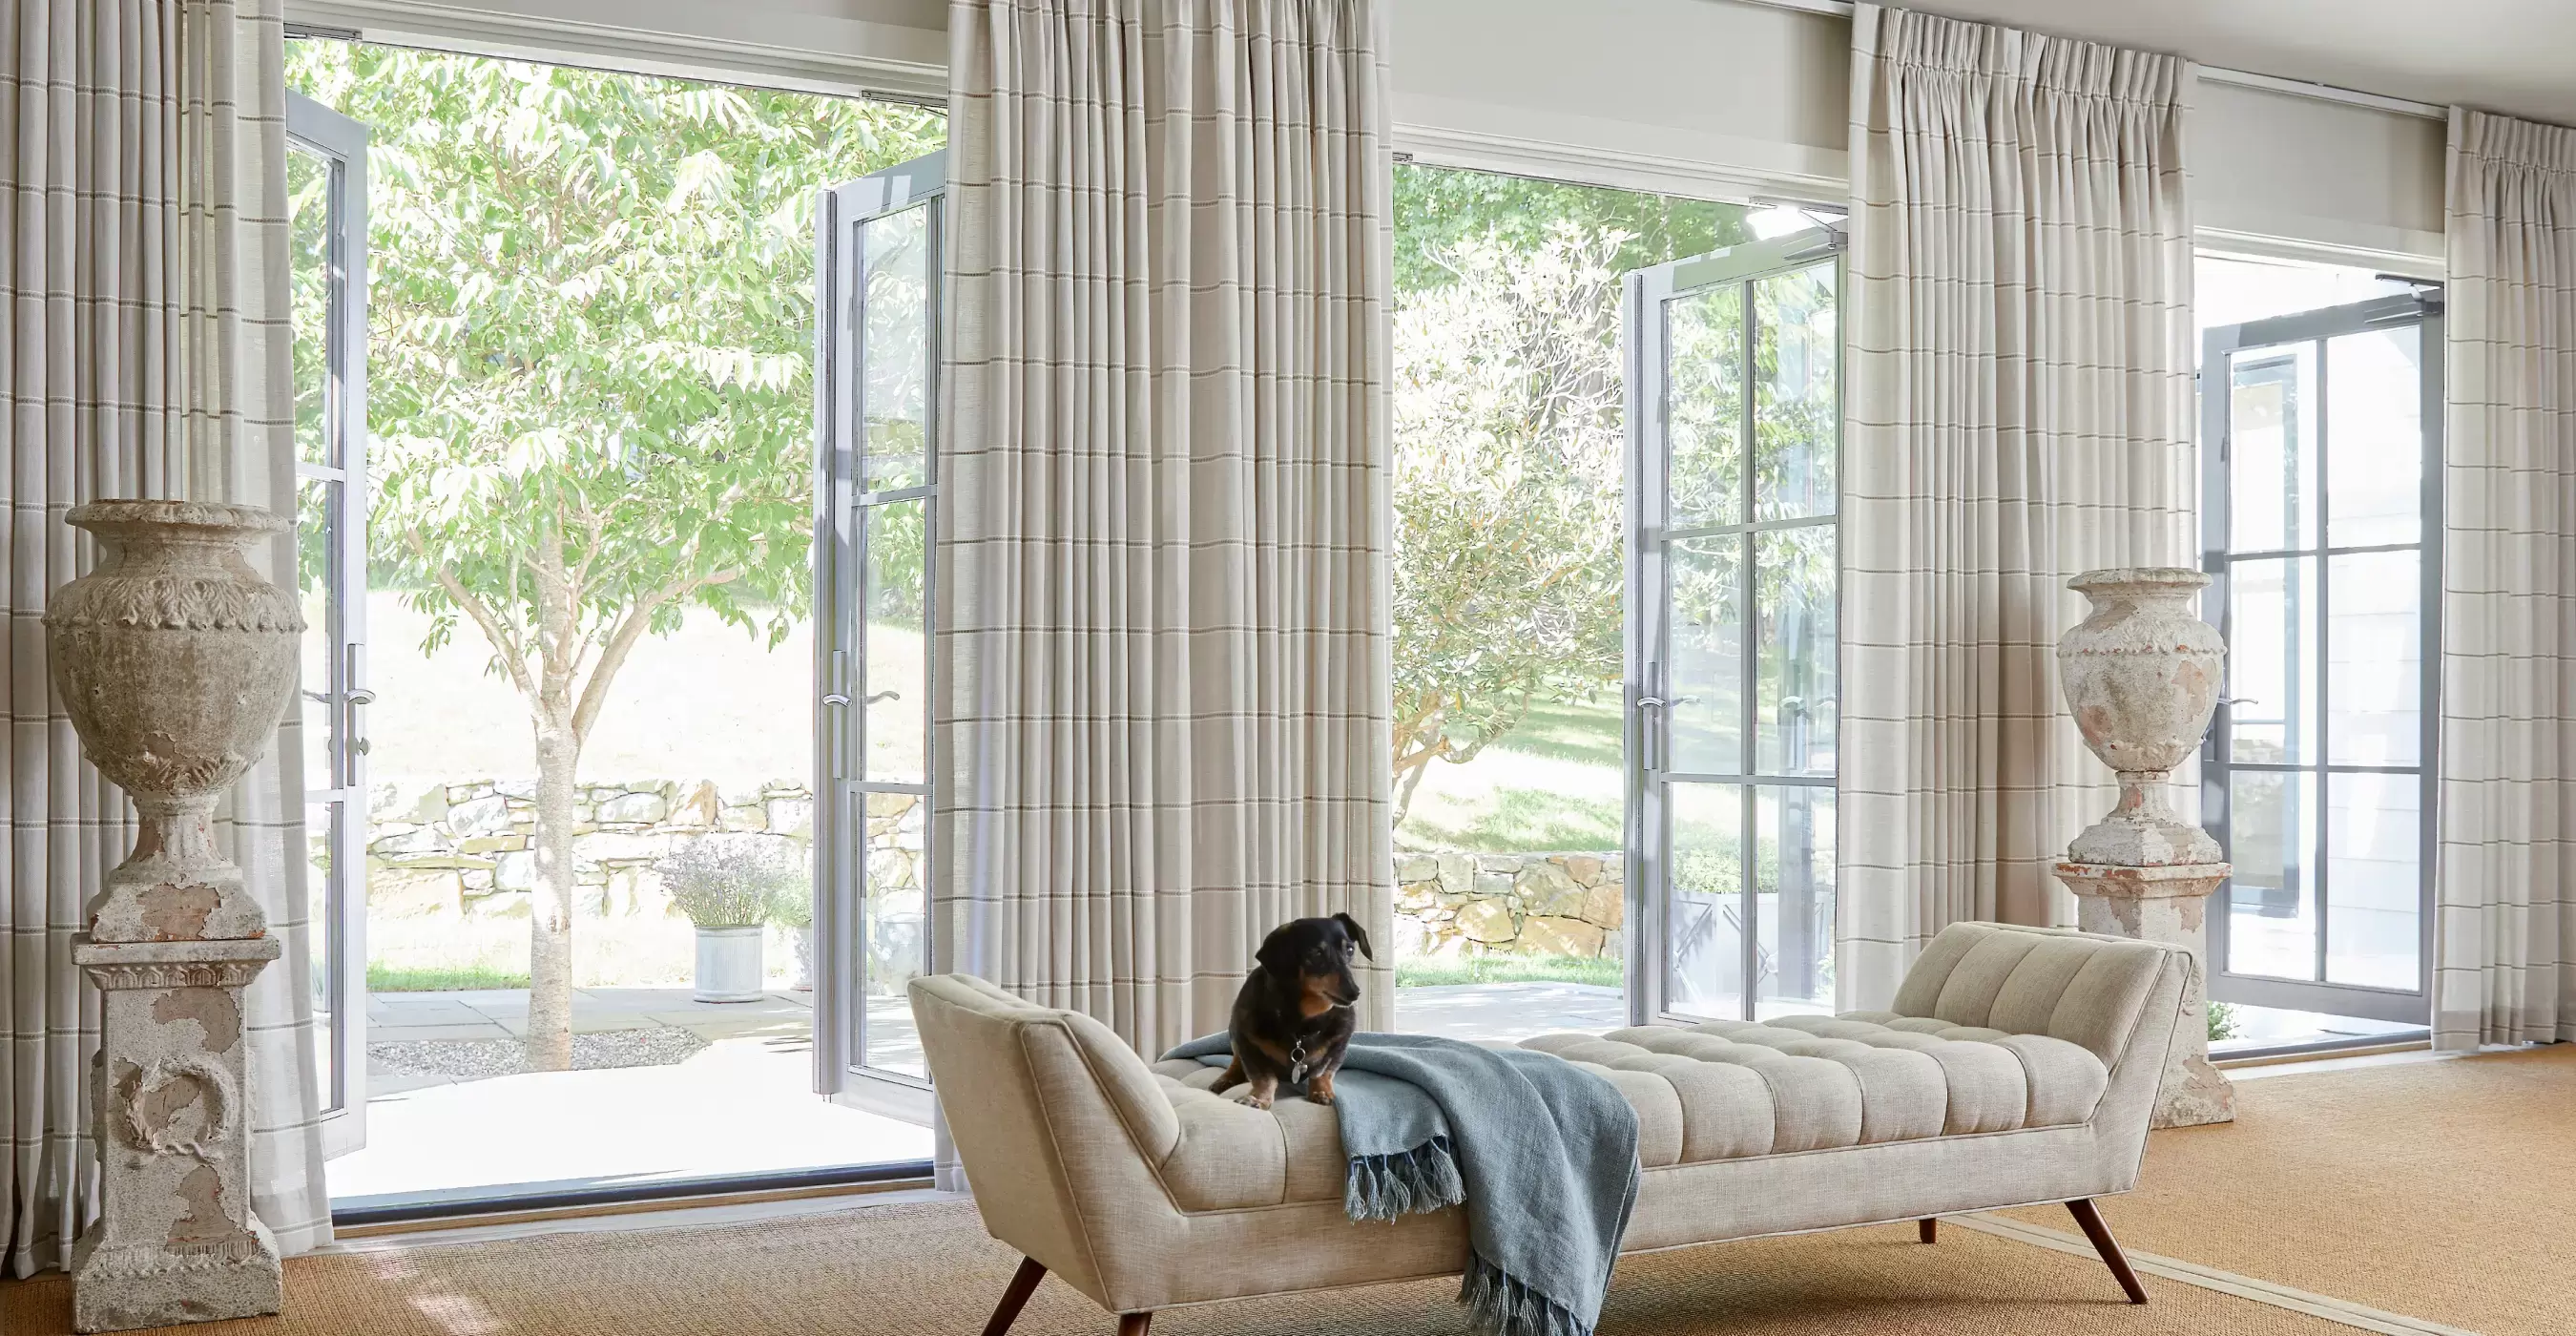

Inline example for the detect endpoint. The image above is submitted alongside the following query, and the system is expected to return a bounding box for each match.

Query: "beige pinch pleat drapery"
[937,0,1397,1058]
[2,0,333,1275]
[1839,5,2199,1009]
[2433,107,2576,1051]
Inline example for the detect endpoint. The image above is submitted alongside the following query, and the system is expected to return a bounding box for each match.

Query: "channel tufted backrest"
[1885,922,2177,1065]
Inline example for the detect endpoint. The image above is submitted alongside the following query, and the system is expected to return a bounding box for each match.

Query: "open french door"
[812,152,945,1123]
[2199,289,2442,1027]
[1622,226,1844,1028]
[287,89,373,1158]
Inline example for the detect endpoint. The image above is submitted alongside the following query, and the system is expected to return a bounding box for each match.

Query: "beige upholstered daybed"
[913,920,2190,1334]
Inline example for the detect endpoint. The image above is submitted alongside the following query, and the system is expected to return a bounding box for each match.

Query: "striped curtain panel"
[2,0,332,1275]
[2434,108,2576,1051]
[938,0,1397,1056]
[1839,5,2198,1008]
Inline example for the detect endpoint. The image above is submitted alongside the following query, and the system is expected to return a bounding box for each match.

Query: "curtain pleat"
[1839,4,2198,1008]
[2434,107,2576,1051]
[2,0,330,1275]
[940,0,1396,1058]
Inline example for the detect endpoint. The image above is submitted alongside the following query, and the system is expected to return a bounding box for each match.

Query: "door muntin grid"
[1627,230,1843,1027]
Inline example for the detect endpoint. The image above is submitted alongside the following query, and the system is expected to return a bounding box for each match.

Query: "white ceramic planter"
[693,926,766,1003]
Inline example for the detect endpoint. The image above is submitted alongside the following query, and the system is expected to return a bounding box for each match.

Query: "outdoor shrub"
[769,875,815,930]
[661,835,803,929]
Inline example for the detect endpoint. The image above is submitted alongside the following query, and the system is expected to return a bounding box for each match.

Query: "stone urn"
[44,499,299,1330]
[2056,568,2225,866]
[44,500,305,943]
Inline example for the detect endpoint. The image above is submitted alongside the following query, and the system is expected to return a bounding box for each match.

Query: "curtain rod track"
[1727,0,2446,122]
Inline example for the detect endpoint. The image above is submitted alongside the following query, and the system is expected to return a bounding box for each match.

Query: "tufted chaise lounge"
[912,921,2191,1335]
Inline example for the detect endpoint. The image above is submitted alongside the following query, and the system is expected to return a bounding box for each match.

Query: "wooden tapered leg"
[1116,1313,1153,1335]
[982,1257,1048,1336]
[1918,1218,1938,1244]
[2065,1199,2149,1305]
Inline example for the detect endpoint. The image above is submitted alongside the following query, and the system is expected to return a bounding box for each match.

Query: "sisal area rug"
[2,1197,2351,1336]
[2010,1043,2576,1336]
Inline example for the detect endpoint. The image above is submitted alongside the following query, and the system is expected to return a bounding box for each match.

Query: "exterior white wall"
[285,0,2448,260]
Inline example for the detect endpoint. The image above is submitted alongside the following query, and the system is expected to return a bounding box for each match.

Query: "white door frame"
[288,88,373,1159]
[812,151,945,1125]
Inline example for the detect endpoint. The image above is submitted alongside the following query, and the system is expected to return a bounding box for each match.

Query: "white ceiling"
[1910,0,2576,125]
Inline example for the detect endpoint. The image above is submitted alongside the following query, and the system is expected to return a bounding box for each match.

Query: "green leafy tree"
[287,44,942,1069]
[1391,224,1630,821]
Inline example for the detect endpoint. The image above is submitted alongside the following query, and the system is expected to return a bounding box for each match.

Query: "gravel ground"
[368,1027,710,1080]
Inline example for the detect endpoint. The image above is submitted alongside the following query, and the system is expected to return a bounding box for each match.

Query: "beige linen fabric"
[1,0,332,1275]
[937,0,1398,1057]
[2435,108,2576,1050]
[1839,5,2198,1009]
[912,921,2187,1315]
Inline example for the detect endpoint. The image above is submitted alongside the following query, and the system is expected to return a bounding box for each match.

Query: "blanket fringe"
[1459,1250,1594,1336]
[1341,1136,1465,1222]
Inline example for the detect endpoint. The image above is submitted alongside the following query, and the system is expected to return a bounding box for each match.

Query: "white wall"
[1385,0,1848,203]
[287,0,2447,261]
[2194,79,2446,270]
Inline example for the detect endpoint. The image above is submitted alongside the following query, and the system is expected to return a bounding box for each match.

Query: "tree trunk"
[526,718,580,1072]
[1393,755,1433,827]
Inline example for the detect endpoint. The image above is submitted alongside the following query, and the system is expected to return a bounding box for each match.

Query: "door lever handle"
[822,693,852,707]
[347,687,377,706]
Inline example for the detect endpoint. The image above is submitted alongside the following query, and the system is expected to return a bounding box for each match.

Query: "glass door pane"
[815,156,943,1111]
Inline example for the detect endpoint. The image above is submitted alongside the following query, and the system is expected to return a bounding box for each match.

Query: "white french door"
[1623,228,1843,1027]
[287,89,373,1156]
[2199,289,2442,1026]
[812,152,944,1122]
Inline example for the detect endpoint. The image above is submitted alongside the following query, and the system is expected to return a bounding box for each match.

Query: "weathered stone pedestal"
[2054,861,2235,1128]
[69,936,285,1332]
[43,501,304,1330]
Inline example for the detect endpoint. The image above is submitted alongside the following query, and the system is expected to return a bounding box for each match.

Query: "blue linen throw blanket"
[1162,1032,1639,1336]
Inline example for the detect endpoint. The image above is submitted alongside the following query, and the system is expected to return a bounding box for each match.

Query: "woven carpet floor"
[4,1197,2352,1336]
[2010,1043,2576,1335]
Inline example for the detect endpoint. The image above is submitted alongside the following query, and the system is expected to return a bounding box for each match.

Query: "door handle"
[2215,696,2258,706]
[347,687,377,706]
[1636,696,1699,709]
[823,693,852,707]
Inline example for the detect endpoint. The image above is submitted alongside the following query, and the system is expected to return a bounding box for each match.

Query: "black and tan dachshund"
[1210,913,1373,1109]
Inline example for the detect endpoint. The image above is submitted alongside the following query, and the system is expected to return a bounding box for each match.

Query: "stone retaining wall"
[360,781,1609,968]
[1395,851,1625,960]
[359,778,924,921]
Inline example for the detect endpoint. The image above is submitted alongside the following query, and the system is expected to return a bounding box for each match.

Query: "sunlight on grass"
[368,964,530,992]
[1401,786,1622,852]
[1395,954,1622,989]
[1490,696,1624,768]
[1399,693,1625,852]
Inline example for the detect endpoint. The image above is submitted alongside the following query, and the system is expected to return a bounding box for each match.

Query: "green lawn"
[1398,694,1625,851]
[368,963,531,992]
[1395,954,1623,989]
